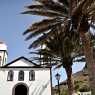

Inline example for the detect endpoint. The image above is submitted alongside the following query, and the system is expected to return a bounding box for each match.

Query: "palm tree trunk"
[69,0,73,17]
[80,32,95,95]
[65,66,74,95]
[93,48,95,63]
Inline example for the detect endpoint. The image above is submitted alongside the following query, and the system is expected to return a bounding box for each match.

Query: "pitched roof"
[1,56,51,68]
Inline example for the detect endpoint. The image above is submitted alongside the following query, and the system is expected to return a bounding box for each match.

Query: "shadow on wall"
[31,81,50,95]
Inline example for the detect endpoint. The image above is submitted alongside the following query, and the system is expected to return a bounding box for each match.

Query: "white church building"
[0,42,52,95]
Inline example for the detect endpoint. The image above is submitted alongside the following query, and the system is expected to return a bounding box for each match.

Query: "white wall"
[8,59,35,67]
[0,68,51,95]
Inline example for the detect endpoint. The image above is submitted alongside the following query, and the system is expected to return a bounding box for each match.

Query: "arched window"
[29,70,35,81]
[18,70,24,81]
[7,70,14,81]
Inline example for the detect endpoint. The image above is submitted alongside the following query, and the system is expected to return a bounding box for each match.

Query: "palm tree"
[43,40,78,95]
[24,26,83,95]
[23,0,95,94]
[29,31,87,95]
[71,1,95,94]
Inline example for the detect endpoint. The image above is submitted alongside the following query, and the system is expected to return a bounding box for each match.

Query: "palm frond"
[58,0,69,7]
[29,51,40,55]
[54,63,63,69]
[38,48,59,56]
[25,23,62,41]
[26,3,68,15]
[42,1,68,14]
[82,0,95,12]
[72,0,86,15]
[31,18,59,28]
[22,8,65,17]
[26,4,43,9]
[87,3,95,14]
[23,18,56,35]
[23,18,61,35]
[28,31,56,48]
[25,27,49,41]
[35,0,53,4]
[28,35,47,48]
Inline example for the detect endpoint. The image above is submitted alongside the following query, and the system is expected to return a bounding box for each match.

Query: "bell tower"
[0,41,7,66]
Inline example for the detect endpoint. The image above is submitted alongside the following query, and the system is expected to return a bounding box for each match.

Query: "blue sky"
[0,0,85,85]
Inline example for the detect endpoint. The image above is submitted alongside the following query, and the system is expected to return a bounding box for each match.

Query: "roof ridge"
[3,56,39,67]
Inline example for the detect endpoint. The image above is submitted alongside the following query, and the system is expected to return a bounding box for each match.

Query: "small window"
[29,70,35,81]
[7,70,14,81]
[18,70,24,81]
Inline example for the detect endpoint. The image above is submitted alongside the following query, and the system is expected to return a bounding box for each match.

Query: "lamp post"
[55,73,61,95]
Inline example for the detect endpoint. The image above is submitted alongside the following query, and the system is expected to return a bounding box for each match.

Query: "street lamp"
[55,73,61,95]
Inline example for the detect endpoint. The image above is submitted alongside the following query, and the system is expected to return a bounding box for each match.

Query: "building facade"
[0,42,52,95]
